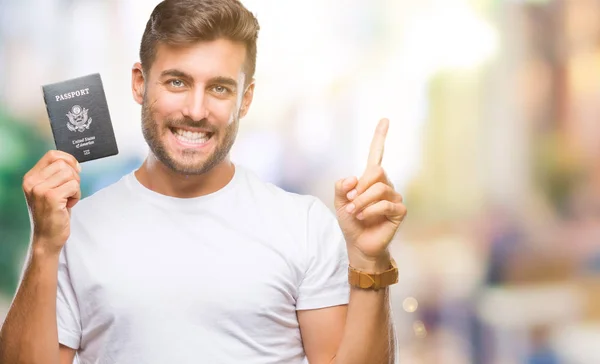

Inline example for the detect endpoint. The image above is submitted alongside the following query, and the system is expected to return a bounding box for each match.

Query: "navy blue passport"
[42,73,118,163]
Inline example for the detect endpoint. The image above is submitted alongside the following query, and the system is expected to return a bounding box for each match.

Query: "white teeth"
[173,128,210,144]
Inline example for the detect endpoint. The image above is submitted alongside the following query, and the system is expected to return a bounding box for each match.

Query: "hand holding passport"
[42,73,118,163]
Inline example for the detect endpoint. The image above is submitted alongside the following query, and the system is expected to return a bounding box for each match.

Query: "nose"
[182,87,209,121]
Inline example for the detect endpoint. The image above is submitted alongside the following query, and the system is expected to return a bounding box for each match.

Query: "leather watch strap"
[348,258,398,290]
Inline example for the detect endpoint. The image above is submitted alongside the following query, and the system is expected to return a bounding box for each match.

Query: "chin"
[161,153,220,175]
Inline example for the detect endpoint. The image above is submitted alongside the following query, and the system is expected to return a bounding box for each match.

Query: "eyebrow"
[160,69,192,80]
[159,69,239,89]
[208,76,239,89]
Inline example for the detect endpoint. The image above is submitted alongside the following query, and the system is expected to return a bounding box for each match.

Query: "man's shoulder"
[239,166,330,217]
[241,166,317,201]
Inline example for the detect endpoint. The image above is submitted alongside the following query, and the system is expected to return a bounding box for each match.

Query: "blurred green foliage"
[0,109,52,296]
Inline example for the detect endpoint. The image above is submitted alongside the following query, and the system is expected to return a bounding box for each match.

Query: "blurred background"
[1,0,600,362]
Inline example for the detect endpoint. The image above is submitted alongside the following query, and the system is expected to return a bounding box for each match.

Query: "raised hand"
[334,118,406,269]
[22,150,82,255]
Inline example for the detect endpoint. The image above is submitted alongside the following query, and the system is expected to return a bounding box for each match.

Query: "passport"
[42,73,118,163]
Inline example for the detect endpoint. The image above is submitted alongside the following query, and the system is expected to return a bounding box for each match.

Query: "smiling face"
[132,38,254,175]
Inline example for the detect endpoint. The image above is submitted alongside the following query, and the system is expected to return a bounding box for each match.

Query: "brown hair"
[140,0,260,82]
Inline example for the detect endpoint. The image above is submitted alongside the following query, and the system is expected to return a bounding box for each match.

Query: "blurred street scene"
[2,0,600,363]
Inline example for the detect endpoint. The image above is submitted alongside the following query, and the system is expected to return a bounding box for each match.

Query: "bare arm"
[299,259,395,364]
[333,267,395,363]
[298,305,347,363]
[59,345,76,364]
[0,246,76,364]
[0,151,81,364]
[304,118,404,363]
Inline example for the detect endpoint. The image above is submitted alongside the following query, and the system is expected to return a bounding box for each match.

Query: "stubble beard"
[140,97,239,175]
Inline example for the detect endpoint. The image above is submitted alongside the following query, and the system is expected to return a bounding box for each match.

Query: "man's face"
[133,39,254,175]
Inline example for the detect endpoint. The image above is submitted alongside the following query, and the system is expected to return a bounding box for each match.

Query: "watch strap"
[348,258,398,290]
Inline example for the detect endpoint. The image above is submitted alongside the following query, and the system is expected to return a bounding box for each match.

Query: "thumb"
[334,176,358,211]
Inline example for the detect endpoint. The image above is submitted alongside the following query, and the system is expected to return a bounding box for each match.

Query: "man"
[0,0,406,363]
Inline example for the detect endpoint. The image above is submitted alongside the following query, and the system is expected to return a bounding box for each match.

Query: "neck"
[134,154,235,198]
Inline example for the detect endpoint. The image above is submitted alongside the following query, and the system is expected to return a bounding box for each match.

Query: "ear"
[239,81,255,119]
[131,62,145,105]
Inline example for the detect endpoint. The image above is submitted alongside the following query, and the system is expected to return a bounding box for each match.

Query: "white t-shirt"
[56,165,350,364]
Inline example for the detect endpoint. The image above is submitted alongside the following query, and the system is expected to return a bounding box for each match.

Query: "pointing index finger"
[367,118,389,167]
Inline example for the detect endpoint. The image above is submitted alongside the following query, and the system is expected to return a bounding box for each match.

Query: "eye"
[169,79,185,88]
[212,85,230,94]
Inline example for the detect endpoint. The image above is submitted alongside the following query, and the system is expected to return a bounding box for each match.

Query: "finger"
[345,182,398,214]
[366,118,389,168]
[24,159,80,193]
[31,167,79,197]
[66,195,80,209]
[334,176,358,209]
[28,150,80,178]
[356,200,407,223]
[51,180,81,210]
[348,165,389,201]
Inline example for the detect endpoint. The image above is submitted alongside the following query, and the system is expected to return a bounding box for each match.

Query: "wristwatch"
[348,258,398,290]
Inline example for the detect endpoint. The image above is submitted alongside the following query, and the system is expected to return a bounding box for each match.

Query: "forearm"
[0,244,61,364]
[333,252,395,364]
[333,288,394,364]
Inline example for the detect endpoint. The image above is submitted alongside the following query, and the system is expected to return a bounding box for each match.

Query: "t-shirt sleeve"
[296,198,350,310]
[56,245,82,349]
